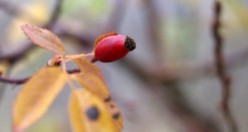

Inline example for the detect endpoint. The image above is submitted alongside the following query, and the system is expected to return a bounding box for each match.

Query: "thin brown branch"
[0,68,80,84]
[212,1,237,132]
[0,76,29,85]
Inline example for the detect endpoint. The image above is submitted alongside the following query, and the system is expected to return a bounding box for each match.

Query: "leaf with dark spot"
[68,89,118,132]
[112,113,120,120]
[86,106,99,121]
[104,96,112,102]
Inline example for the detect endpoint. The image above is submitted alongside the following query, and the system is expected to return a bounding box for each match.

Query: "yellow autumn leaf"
[21,24,65,55]
[71,73,109,100]
[105,101,123,130]
[71,73,123,130]
[68,89,86,132]
[71,57,123,130]
[68,89,119,132]
[71,57,103,80]
[12,67,67,132]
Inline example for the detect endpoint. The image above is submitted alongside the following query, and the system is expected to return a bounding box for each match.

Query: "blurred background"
[0,0,248,132]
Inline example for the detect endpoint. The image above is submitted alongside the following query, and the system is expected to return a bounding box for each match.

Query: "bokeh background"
[0,0,248,132]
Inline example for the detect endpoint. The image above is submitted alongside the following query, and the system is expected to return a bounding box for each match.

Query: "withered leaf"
[21,24,65,55]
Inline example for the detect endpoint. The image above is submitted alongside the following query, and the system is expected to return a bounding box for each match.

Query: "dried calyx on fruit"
[92,32,136,63]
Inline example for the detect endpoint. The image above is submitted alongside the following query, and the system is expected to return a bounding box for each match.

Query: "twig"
[0,1,219,131]
[212,1,237,132]
[0,76,28,85]
[0,69,80,84]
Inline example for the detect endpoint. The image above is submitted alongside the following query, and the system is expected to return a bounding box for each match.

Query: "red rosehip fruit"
[93,33,136,62]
